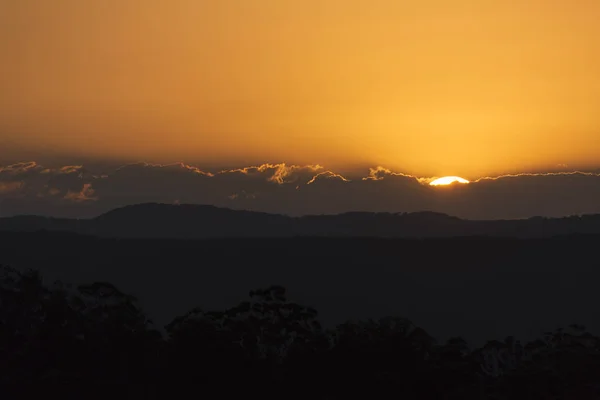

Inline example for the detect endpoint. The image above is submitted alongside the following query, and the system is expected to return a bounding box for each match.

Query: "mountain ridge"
[0,203,600,239]
[1,202,600,239]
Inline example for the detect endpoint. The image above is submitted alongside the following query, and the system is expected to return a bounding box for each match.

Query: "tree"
[328,316,435,398]
[165,285,328,397]
[0,265,159,387]
[74,281,160,384]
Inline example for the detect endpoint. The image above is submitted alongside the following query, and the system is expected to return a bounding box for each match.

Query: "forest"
[2,264,599,399]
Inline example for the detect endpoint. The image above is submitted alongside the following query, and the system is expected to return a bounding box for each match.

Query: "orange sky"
[1,0,600,178]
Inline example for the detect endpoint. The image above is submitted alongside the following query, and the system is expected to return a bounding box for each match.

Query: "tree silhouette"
[0,265,159,391]
[3,264,600,399]
[165,285,328,396]
[326,316,436,397]
[73,281,160,385]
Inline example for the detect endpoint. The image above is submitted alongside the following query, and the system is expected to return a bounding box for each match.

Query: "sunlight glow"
[429,176,470,186]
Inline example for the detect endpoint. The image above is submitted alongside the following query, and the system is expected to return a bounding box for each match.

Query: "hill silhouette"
[2,202,600,239]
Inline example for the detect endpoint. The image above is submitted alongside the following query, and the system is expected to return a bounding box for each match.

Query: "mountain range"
[1,203,600,239]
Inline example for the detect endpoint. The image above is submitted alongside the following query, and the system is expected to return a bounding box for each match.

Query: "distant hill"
[1,202,600,239]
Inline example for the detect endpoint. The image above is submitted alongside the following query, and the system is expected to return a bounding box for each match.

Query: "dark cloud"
[1,161,600,219]
[64,183,98,203]
[0,181,23,194]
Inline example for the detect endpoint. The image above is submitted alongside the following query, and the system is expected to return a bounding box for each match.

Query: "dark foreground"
[2,232,600,398]
[2,231,600,344]
[2,265,600,399]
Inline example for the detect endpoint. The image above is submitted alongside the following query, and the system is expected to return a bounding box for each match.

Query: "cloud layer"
[2,161,600,220]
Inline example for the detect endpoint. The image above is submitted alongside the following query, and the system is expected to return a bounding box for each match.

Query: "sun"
[429,176,470,186]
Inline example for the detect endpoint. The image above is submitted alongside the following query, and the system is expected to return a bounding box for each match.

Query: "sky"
[2,0,600,179]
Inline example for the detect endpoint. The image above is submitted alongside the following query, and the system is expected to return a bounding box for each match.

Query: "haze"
[2,0,600,178]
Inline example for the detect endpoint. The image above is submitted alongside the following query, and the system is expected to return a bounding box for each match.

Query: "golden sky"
[1,0,600,178]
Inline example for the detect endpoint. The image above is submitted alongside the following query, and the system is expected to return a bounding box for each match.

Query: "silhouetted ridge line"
[2,202,600,239]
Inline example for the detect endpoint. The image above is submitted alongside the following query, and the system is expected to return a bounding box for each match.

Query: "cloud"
[0,161,41,175]
[2,161,600,220]
[0,181,23,194]
[64,183,98,203]
[116,162,213,177]
[306,171,350,185]
[218,163,326,185]
[58,165,86,175]
[362,166,421,182]
[473,170,600,183]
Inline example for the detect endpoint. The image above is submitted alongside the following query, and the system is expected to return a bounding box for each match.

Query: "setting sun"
[429,176,470,186]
